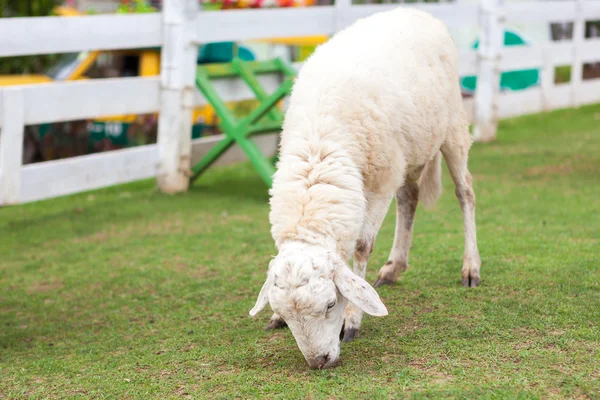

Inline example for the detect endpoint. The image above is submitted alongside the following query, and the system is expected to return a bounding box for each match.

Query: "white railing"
[0,0,599,205]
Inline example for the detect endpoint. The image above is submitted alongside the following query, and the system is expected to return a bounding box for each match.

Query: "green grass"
[1,105,600,399]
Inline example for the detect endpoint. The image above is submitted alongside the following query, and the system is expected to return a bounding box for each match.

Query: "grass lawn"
[1,105,599,399]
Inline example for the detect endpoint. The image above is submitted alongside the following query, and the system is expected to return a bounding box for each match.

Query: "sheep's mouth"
[322,358,342,369]
[309,357,342,370]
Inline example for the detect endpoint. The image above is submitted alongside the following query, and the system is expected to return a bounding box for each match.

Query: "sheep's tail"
[418,151,442,210]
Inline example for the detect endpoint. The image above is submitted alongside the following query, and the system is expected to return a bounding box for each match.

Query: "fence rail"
[1,0,599,205]
[0,14,162,57]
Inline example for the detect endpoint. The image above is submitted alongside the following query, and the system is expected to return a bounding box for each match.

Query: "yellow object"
[53,5,85,16]
[0,75,53,85]
[252,35,328,47]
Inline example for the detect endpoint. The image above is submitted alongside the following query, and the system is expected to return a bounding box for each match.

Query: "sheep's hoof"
[374,260,405,288]
[373,277,395,288]
[265,319,287,331]
[462,276,480,288]
[342,327,359,343]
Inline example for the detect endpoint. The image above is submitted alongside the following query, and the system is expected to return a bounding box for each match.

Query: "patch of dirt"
[181,344,196,352]
[164,256,219,279]
[73,217,212,244]
[514,341,535,350]
[28,279,63,294]
[174,385,201,399]
[504,255,528,264]
[512,327,541,337]
[568,237,599,244]
[525,164,574,177]
[407,359,454,384]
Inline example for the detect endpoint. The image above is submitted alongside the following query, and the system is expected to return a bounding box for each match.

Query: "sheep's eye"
[327,301,336,311]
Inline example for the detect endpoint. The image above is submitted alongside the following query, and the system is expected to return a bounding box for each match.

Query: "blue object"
[198,42,255,64]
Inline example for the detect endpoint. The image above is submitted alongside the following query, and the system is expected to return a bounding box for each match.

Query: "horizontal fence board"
[0,75,291,125]
[500,39,600,72]
[16,133,279,204]
[19,143,158,203]
[459,50,478,76]
[505,1,576,23]
[0,77,161,125]
[0,14,162,57]
[582,1,600,19]
[501,42,573,71]
[551,42,577,66]
[578,79,600,105]
[501,46,544,71]
[497,80,600,119]
[498,87,543,118]
[193,7,335,43]
[550,83,575,110]
[339,3,478,30]
[190,133,278,167]
[582,38,600,63]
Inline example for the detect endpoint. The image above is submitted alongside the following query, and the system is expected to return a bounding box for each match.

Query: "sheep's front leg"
[342,192,392,342]
[265,313,287,330]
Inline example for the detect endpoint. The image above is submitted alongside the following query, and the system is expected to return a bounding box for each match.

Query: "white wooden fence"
[1,0,599,205]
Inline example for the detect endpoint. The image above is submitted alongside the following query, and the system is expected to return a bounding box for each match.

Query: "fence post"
[571,0,585,107]
[333,0,351,32]
[540,43,554,111]
[156,0,199,194]
[0,89,25,206]
[473,0,504,142]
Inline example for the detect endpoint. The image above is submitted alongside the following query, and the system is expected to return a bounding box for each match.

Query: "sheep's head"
[249,242,387,369]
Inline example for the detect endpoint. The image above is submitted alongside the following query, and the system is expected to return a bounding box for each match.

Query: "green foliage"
[554,65,572,84]
[0,0,57,17]
[116,0,156,14]
[1,104,599,398]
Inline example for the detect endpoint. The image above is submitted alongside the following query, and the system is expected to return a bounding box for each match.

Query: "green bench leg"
[236,137,276,187]
[190,58,296,188]
[190,136,235,184]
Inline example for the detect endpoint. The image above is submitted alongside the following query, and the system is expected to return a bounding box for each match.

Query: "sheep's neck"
[270,141,366,260]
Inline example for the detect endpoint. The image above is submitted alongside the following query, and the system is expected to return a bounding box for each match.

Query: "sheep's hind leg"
[440,135,481,287]
[375,179,419,287]
[265,313,287,331]
[342,192,392,342]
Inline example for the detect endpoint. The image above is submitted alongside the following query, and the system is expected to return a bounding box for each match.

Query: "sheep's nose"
[307,354,340,369]
[307,354,329,369]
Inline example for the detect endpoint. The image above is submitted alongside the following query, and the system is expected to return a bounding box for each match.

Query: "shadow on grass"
[189,165,270,205]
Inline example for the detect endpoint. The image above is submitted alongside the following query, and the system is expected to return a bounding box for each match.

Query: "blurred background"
[2,0,598,168]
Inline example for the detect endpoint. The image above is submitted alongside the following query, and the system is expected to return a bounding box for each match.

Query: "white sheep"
[250,7,481,369]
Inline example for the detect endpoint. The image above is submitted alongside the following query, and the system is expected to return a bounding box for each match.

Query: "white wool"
[269,7,466,259]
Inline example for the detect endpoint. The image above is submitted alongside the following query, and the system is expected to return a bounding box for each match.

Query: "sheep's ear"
[333,262,388,317]
[249,274,272,317]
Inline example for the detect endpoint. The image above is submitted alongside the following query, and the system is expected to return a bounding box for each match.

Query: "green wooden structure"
[190,58,296,188]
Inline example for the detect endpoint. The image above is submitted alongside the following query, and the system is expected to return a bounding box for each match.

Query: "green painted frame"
[190,58,297,187]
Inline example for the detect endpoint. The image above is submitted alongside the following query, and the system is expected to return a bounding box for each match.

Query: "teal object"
[191,123,205,139]
[460,29,540,93]
[88,121,130,146]
[198,42,255,64]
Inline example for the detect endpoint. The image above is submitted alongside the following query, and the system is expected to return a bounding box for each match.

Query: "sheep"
[249,7,481,369]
